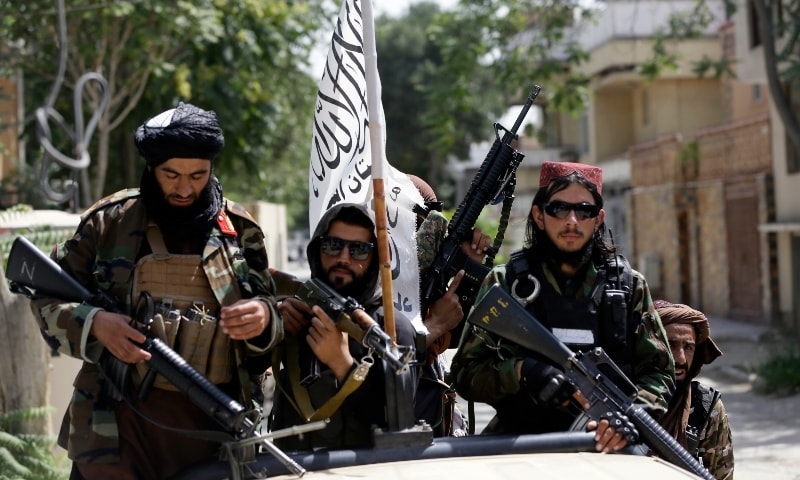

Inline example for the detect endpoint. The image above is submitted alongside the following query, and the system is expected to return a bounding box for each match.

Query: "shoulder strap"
[689,381,720,437]
[507,250,528,284]
[605,254,633,294]
[279,336,371,422]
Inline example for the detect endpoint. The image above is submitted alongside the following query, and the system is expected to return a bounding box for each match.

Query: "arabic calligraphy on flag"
[309,0,424,327]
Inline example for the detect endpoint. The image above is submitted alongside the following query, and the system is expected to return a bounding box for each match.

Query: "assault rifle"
[466,283,715,480]
[420,85,540,347]
[4,235,314,478]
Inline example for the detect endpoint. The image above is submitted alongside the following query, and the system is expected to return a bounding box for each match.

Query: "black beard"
[139,168,223,245]
[675,378,689,391]
[326,266,375,301]
[532,226,594,270]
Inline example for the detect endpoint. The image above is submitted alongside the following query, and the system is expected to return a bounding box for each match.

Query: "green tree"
[376,0,593,202]
[1,0,328,225]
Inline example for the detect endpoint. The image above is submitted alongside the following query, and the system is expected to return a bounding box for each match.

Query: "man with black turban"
[654,300,734,479]
[30,102,283,479]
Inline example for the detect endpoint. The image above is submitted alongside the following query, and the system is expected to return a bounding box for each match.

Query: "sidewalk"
[702,315,776,385]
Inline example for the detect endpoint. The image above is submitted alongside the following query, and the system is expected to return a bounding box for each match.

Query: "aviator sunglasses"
[543,200,600,221]
[319,236,375,260]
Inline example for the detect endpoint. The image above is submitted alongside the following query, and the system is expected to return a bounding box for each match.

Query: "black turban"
[134,102,225,167]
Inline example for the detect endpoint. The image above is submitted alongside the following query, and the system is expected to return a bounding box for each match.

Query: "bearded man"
[450,161,674,453]
[655,300,734,479]
[30,102,281,479]
[270,204,419,450]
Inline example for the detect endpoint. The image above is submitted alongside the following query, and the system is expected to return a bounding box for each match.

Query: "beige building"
[735,0,800,332]
[536,0,783,325]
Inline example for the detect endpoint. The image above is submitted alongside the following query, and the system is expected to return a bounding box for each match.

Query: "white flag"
[309,0,424,328]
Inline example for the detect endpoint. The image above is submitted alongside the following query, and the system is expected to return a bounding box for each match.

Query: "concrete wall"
[243,201,289,271]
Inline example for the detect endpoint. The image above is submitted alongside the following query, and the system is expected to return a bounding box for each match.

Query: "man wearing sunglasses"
[451,161,674,453]
[270,203,419,450]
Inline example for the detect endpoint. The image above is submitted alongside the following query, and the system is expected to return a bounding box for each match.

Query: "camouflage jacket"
[30,189,282,463]
[694,385,734,480]
[449,261,675,434]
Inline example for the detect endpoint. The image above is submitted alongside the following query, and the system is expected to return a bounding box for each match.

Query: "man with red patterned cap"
[655,300,733,479]
[451,161,674,453]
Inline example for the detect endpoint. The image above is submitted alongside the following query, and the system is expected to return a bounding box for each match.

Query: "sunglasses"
[319,236,375,260]
[543,201,600,221]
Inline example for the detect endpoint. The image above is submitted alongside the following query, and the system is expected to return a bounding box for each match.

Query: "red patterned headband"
[539,161,603,194]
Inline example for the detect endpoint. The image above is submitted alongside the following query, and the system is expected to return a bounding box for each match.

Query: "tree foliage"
[376,0,594,203]
[1,0,330,227]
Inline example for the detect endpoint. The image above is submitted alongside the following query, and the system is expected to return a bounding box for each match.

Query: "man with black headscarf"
[450,161,674,453]
[30,102,282,479]
[655,300,734,479]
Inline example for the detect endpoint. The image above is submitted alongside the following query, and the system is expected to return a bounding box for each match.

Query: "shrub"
[756,345,800,396]
[0,408,69,480]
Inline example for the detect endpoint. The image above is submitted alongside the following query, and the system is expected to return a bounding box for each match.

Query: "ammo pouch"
[131,243,233,391]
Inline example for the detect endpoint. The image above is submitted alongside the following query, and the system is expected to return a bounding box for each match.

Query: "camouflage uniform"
[695,385,734,479]
[415,210,468,436]
[30,189,281,464]
[450,261,674,434]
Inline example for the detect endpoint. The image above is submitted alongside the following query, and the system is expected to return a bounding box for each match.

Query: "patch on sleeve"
[217,211,237,236]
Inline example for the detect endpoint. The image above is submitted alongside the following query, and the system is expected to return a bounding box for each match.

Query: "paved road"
[450,316,800,479]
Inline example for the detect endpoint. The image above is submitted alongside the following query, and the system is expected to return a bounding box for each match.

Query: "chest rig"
[131,225,233,390]
[506,250,636,377]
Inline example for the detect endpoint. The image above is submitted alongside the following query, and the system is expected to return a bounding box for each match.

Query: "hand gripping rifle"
[4,236,312,478]
[294,277,415,375]
[466,283,715,480]
[420,85,540,347]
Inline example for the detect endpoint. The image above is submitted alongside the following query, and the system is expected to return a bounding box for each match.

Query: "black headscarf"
[134,102,224,167]
[134,103,225,246]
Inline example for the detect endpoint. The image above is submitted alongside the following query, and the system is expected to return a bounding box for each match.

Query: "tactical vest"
[506,250,636,378]
[131,226,234,390]
[686,381,721,456]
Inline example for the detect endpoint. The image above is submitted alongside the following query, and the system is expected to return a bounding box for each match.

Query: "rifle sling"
[280,336,369,423]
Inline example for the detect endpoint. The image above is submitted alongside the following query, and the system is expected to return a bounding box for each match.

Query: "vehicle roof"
[268,452,700,480]
[174,431,704,480]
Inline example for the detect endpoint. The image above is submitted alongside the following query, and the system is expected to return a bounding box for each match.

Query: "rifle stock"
[466,284,714,480]
[421,85,541,347]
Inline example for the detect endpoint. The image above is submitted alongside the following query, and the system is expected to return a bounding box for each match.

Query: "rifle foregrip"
[143,336,247,433]
[628,406,714,480]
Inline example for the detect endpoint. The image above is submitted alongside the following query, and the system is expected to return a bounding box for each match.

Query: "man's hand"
[220,298,271,340]
[278,297,313,336]
[586,418,630,453]
[307,305,354,382]
[91,311,151,363]
[423,270,465,346]
[460,227,492,263]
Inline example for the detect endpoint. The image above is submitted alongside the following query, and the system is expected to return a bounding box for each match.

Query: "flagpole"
[362,0,396,342]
